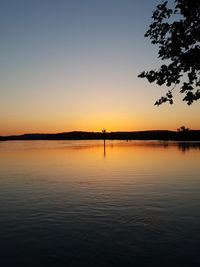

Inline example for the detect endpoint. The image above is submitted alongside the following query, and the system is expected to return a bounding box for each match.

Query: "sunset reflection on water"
[0,140,200,266]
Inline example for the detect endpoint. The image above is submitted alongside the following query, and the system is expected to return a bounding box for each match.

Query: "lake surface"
[0,140,200,266]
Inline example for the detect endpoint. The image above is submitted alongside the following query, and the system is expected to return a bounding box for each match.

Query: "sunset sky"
[1,0,199,135]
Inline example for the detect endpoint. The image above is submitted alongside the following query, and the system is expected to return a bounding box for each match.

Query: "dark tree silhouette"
[138,0,200,105]
[177,126,189,132]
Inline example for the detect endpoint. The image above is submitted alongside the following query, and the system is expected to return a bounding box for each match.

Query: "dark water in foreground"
[0,140,200,266]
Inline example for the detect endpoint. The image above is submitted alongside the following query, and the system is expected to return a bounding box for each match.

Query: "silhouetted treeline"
[0,130,200,141]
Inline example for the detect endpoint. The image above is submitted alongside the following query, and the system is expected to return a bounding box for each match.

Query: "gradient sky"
[1,0,199,135]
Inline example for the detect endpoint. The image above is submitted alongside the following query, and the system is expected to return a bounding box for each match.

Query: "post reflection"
[103,139,106,158]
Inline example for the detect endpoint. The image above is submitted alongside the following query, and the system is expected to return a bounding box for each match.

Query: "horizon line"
[1,128,200,138]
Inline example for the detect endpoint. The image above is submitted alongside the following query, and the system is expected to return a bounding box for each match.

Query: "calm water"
[0,140,200,266]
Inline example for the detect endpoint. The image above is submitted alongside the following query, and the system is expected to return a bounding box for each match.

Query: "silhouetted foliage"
[177,126,189,132]
[138,0,200,105]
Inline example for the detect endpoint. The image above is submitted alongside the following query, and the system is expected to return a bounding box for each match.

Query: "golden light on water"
[1,140,199,186]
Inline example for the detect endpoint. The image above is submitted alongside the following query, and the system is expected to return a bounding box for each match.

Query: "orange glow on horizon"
[1,105,200,136]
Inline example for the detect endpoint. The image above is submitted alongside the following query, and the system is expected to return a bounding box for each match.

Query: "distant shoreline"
[1,130,200,141]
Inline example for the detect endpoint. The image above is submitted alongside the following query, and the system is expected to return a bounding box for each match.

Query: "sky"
[0,0,199,135]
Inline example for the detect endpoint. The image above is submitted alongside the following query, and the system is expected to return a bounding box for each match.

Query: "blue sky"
[0,0,199,135]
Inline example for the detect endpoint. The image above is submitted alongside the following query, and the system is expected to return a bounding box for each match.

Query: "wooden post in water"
[102,129,106,158]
